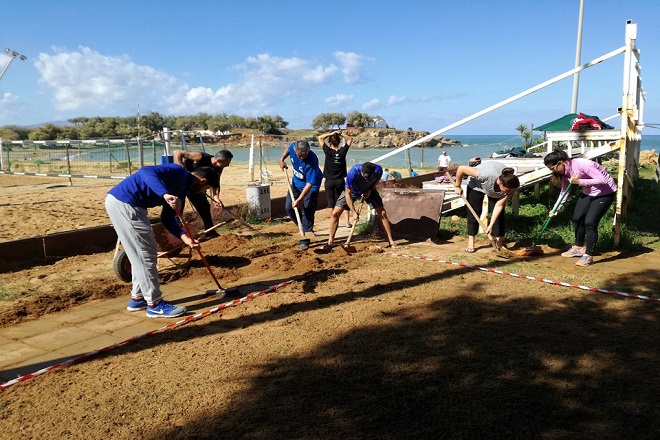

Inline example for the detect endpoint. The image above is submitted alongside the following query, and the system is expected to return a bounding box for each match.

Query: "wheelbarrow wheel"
[113,249,132,282]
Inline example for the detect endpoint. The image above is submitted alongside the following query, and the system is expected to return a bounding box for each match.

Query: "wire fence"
[0,135,292,180]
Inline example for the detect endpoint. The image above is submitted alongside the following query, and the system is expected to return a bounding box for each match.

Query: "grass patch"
[0,285,17,301]
[441,168,660,252]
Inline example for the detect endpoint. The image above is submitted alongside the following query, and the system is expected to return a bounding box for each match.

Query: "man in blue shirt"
[322,162,396,251]
[279,140,323,250]
[105,163,219,318]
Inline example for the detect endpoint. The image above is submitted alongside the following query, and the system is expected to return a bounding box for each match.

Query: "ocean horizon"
[227,134,660,170]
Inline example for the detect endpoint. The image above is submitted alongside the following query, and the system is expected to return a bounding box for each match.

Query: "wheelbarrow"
[112,210,231,282]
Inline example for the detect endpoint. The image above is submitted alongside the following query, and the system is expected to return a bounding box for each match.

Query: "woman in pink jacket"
[544,149,617,266]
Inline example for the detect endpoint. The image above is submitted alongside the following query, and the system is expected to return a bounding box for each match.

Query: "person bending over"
[173,149,233,237]
[324,162,396,251]
[105,164,219,317]
[279,140,323,250]
[453,161,520,253]
[544,149,617,267]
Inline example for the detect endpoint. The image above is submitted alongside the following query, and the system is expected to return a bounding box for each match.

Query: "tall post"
[0,137,3,171]
[570,0,585,113]
[249,134,255,182]
[64,143,73,186]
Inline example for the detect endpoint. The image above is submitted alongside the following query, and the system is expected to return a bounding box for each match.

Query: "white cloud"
[0,92,21,121]
[324,94,354,107]
[387,95,407,106]
[167,53,339,115]
[362,98,381,110]
[34,46,177,112]
[333,51,367,84]
[31,47,375,121]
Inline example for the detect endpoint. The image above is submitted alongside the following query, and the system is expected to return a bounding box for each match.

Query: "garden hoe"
[446,172,512,259]
[517,183,573,256]
[175,207,228,298]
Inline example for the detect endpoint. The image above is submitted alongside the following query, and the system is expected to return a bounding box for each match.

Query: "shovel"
[205,193,262,234]
[518,183,573,256]
[283,168,306,238]
[342,198,365,254]
[446,172,511,258]
[174,206,227,297]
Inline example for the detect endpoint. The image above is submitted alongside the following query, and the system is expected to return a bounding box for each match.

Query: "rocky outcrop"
[318,128,461,149]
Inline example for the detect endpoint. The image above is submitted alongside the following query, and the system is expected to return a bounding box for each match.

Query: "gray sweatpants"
[105,194,162,305]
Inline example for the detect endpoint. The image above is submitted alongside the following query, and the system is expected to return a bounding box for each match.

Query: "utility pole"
[571,0,585,113]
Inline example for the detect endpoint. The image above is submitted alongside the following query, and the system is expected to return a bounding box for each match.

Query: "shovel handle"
[283,168,305,237]
[174,207,224,291]
[344,199,364,246]
[446,172,500,250]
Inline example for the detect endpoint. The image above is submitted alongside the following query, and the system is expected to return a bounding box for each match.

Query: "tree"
[516,123,533,149]
[347,111,373,128]
[311,113,345,130]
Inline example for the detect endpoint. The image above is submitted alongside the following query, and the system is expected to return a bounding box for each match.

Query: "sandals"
[465,248,476,253]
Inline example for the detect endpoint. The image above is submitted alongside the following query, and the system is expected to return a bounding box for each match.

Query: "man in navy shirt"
[322,162,396,250]
[105,163,219,318]
[279,140,323,250]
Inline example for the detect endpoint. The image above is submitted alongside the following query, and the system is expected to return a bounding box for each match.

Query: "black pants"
[324,178,345,208]
[466,187,505,237]
[572,192,615,255]
[186,191,214,230]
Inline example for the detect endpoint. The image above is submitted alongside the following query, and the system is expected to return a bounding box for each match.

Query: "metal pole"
[372,45,626,164]
[571,0,585,113]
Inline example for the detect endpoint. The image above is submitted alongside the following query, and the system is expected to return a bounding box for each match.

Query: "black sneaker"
[298,239,310,250]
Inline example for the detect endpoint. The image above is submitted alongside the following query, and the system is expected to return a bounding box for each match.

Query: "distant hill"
[22,120,74,128]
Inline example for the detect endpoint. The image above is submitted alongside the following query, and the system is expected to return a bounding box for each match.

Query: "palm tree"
[516,123,533,149]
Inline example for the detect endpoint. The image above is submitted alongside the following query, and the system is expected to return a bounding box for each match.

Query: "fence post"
[64,143,73,186]
[0,137,3,171]
[124,142,132,174]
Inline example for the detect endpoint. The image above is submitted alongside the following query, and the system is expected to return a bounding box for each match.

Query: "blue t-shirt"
[108,163,195,237]
[287,142,323,191]
[346,163,383,196]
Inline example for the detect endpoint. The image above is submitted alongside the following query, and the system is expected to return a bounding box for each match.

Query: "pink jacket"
[556,158,617,209]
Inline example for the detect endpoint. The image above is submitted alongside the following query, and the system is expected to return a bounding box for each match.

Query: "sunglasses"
[548,161,562,172]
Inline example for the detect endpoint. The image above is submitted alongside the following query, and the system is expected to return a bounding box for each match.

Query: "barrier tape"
[384,252,660,303]
[0,276,305,391]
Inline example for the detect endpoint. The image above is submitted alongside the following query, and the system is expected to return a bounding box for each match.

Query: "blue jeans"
[285,186,319,233]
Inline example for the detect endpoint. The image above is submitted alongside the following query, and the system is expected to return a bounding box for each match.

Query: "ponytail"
[499,167,520,189]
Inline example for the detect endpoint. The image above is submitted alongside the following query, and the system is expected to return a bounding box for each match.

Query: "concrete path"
[0,214,362,384]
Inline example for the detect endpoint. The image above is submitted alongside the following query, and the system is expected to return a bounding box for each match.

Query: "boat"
[490,146,528,158]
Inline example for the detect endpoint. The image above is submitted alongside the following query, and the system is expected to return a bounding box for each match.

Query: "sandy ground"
[1,166,660,439]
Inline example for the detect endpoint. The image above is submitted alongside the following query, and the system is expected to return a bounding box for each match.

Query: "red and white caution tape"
[0,277,302,391]
[384,252,660,303]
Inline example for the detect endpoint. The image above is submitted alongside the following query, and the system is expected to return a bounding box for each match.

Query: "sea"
[223,134,660,170]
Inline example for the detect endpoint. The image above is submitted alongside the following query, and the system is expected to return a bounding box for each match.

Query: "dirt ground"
[1,166,660,439]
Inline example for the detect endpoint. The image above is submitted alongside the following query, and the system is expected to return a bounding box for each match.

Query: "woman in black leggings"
[544,149,617,267]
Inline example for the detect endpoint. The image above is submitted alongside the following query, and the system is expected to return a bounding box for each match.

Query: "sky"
[1,0,658,135]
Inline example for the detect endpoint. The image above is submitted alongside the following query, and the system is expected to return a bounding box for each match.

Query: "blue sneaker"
[127,297,147,311]
[146,300,186,318]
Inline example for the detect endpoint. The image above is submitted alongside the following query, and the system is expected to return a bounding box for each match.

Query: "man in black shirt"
[173,149,233,236]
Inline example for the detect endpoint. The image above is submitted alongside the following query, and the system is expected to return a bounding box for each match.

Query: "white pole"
[372,45,626,164]
[571,0,585,113]
[163,127,171,157]
[249,134,255,182]
[0,137,3,171]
